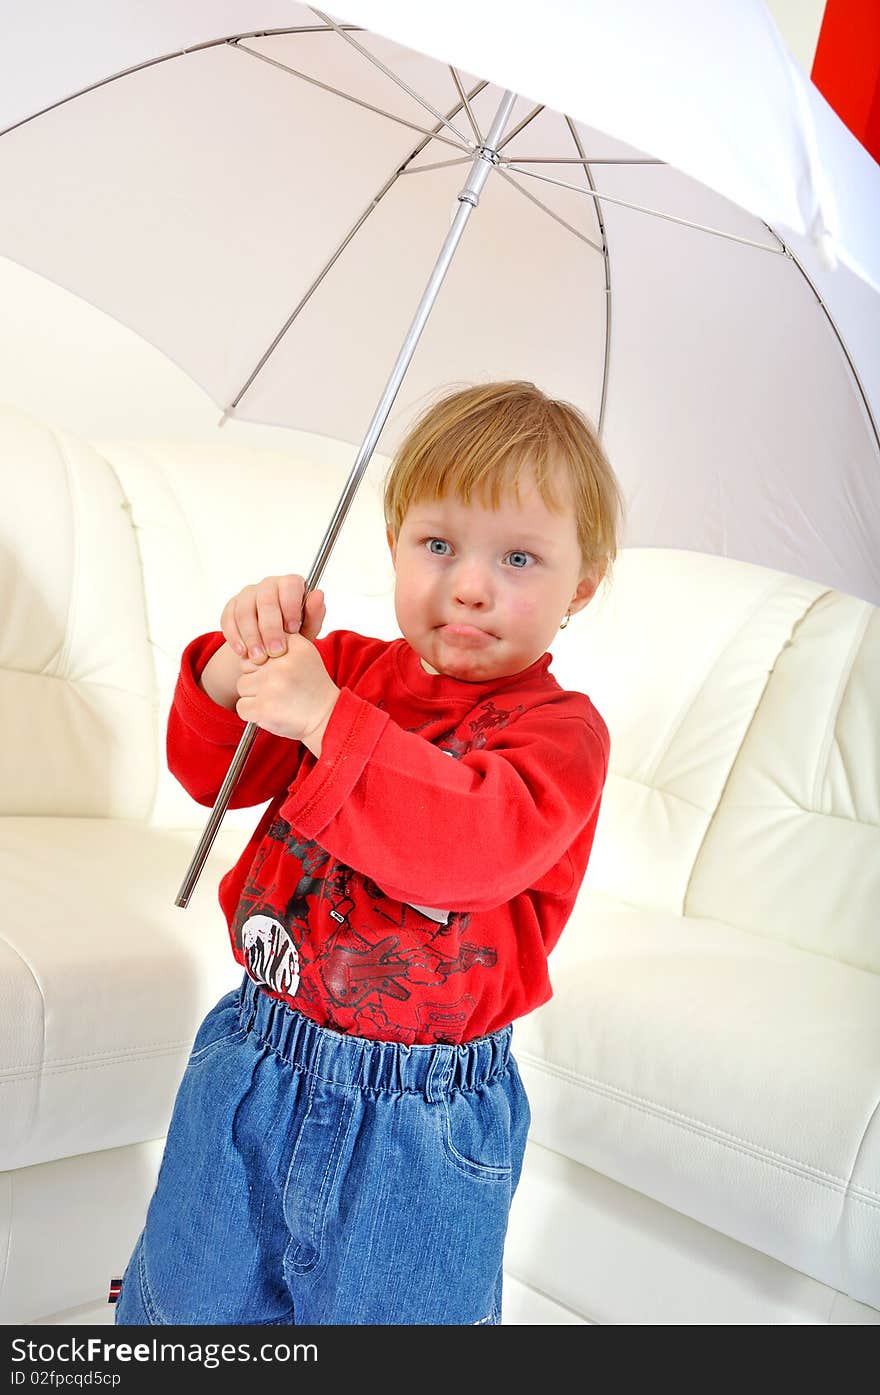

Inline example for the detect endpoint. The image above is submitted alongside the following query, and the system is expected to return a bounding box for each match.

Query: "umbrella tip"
[218,409,230,429]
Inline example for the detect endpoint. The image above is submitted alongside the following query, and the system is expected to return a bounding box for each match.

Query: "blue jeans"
[115,973,530,1325]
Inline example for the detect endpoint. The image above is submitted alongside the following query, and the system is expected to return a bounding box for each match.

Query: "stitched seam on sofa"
[810,602,872,813]
[603,773,729,814]
[1,935,47,1095]
[47,429,80,682]
[687,801,880,833]
[104,446,220,809]
[681,586,835,915]
[516,1051,880,1203]
[3,668,155,701]
[502,1264,594,1324]
[604,777,880,830]
[0,1171,12,1300]
[841,1085,880,1204]
[647,577,818,786]
[0,1045,193,1081]
[0,1039,194,1074]
[118,445,214,613]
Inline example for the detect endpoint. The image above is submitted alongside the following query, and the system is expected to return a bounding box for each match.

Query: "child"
[114,380,625,1327]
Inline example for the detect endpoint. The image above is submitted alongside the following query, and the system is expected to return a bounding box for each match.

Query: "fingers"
[220,595,250,659]
[221,576,323,661]
[255,577,295,664]
[275,573,308,638]
[222,588,261,660]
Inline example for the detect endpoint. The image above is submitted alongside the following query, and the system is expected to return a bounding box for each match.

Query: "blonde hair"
[383,381,626,583]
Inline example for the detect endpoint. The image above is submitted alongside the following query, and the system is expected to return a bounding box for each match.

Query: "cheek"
[395,567,428,614]
[504,589,540,624]
[505,606,541,644]
[503,580,561,637]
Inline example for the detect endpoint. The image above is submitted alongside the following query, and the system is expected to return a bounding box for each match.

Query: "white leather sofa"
[2,401,878,1326]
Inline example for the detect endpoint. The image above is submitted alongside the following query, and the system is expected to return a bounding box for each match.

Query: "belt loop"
[425,1049,452,1103]
[243,977,259,1034]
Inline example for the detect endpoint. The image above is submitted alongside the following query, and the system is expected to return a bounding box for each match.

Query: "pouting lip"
[437,623,496,642]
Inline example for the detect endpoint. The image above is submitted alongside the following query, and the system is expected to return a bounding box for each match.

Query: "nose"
[452,557,492,609]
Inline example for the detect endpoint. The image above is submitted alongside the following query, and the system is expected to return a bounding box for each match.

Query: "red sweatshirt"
[168,629,610,1045]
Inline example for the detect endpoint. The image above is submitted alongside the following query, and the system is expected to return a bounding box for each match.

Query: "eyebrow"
[407,517,557,547]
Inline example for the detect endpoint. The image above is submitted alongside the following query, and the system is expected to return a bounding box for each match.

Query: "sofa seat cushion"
[511,889,880,1310]
[0,817,245,1172]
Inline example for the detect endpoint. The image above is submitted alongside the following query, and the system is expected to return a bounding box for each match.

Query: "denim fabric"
[115,972,530,1325]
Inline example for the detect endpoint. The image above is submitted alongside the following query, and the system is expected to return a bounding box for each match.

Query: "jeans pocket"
[440,1080,514,1184]
[186,988,246,1068]
[282,1076,357,1276]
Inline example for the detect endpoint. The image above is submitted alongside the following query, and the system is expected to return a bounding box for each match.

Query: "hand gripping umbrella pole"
[175,89,518,908]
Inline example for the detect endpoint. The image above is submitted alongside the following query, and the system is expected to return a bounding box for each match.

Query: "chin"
[426,649,475,677]
[443,654,506,682]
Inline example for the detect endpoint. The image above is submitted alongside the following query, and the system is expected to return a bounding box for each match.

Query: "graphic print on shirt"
[229,698,534,1041]
[240,914,300,997]
[419,699,527,760]
[232,825,329,999]
[230,812,499,1044]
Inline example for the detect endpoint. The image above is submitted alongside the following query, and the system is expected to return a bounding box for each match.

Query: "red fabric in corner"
[811,0,880,164]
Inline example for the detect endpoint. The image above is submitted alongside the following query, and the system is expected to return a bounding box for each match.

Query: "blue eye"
[426,538,452,556]
[505,550,534,568]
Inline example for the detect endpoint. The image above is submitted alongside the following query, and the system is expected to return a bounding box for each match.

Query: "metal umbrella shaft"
[175,88,518,908]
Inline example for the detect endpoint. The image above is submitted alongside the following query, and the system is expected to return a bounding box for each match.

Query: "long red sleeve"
[166,629,382,809]
[166,631,303,809]
[280,687,606,913]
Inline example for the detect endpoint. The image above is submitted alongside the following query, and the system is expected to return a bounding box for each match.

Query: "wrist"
[300,685,341,757]
[197,641,243,711]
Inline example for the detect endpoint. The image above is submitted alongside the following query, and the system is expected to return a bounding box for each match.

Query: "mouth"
[438,624,495,648]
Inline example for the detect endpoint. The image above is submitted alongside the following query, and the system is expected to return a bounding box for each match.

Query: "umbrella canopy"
[1,0,878,602]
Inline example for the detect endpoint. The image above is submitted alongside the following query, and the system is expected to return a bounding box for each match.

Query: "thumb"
[300,589,326,641]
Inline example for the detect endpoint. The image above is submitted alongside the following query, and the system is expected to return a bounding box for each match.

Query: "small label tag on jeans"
[107,1277,122,1304]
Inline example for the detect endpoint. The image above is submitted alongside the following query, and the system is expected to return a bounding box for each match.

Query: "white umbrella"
[1,0,878,900]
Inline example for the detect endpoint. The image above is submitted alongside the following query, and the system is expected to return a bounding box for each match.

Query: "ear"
[568,559,607,615]
[386,527,397,567]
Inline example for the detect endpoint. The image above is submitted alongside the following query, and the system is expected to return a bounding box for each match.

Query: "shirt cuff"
[279,686,389,836]
[174,631,250,745]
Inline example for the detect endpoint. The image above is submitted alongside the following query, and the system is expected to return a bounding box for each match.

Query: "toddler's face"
[387,468,602,682]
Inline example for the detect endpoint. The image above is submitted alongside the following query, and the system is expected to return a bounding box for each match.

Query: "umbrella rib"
[400,157,474,175]
[507,156,665,166]
[495,104,545,153]
[222,80,489,420]
[231,42,473,153]
[501,161,786,255]
[494,168,604,254]
[220,182,396,420]
[449,68,483,144]
[309,7,473,149]
[565,117,613,444]
[779,235,880,462]
[0,24,365,140]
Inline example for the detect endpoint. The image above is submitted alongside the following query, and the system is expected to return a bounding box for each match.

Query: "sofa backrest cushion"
[686,585,879,973]
[553,550,879,973]
[2,407,155,819]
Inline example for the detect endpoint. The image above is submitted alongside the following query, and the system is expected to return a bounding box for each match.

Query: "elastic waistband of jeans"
[236,974,513,1100]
